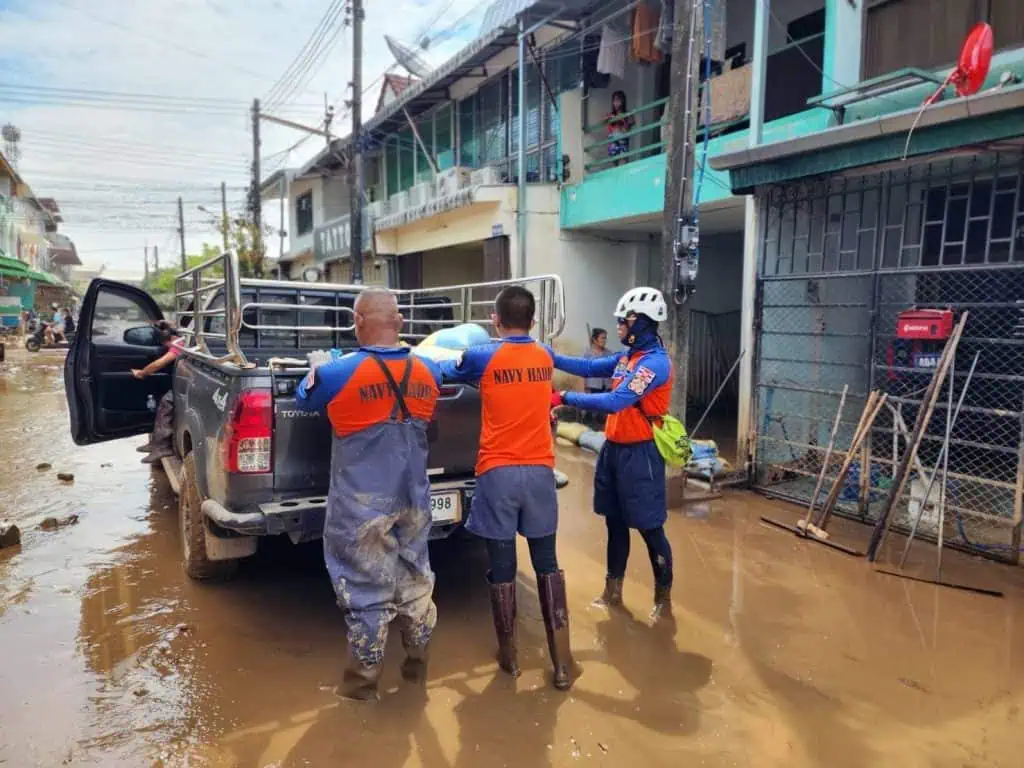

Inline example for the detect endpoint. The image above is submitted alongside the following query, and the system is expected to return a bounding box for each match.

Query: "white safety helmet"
[614,287,668,323]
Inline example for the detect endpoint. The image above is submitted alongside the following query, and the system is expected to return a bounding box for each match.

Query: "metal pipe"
[517,15,528,279]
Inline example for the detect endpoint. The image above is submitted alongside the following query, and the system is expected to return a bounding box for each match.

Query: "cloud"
[0,0,483,275]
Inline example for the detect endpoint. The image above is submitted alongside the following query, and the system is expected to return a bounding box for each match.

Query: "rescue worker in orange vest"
[550,288,674,621]
[439,286,574,690]
[296,288,441,701]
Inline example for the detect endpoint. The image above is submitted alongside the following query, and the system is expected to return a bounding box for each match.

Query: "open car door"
[65,279,170,445]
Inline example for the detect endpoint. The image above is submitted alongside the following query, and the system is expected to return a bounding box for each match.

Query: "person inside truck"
[549,287,675,623]
[438,286,575,691]
[132,320,185,465]
[295,287,442,702]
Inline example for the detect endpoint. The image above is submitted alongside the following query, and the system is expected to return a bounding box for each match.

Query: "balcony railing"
[583,96,668,174]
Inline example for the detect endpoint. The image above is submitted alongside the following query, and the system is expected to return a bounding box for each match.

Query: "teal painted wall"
[560,152,666,229]
[561,110,831,229]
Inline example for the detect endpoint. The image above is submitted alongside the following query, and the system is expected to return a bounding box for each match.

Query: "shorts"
[594,440,666,529]
[467,465,558,540]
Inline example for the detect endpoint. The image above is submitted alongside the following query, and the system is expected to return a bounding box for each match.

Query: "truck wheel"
[179,453,238,581]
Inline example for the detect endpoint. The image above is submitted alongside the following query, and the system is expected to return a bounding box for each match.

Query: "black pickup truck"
[64,254,564,580]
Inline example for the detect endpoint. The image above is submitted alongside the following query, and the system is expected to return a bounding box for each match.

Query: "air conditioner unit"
[471,166,502,186]
[436,166,471,197]
[389,191,409,214]
[368,200,390,220]
[409,182,433,209]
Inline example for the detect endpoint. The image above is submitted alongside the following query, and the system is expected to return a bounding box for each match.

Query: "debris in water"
[36,462,52,471]
[38,514,79,531]
[176,623,191,634]
[56,472,74,483]
[898,677,929,693]
[100,463,113,468]
[133,687,148,697]
[570,737,581,758]
[0,523,21,548]
[598,743,609,754]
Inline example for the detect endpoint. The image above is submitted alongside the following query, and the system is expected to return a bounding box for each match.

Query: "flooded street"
[1,349,1023,767]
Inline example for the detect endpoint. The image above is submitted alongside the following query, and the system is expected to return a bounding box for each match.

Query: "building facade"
[714,2,1024,561]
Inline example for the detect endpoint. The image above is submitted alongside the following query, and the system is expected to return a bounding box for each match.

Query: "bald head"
[353,287,403,346]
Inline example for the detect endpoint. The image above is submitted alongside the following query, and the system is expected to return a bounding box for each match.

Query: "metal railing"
[173,253,564,368]
[174,250,245,365]
[583,96,668,173]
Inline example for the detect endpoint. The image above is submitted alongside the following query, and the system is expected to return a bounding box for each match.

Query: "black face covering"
[624,314,660,350]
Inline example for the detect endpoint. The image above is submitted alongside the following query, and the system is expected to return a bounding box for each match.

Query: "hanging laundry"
[655,0,673,54]
[596,24,626,79]
[632,1,662,64]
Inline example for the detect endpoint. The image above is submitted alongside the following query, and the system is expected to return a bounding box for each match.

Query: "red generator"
[886,308,955,380]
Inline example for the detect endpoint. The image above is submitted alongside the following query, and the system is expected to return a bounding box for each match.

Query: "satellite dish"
[953,22,994,97]
[385,35,433,79]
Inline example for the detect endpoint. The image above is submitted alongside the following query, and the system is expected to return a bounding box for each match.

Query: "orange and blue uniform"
[440,336,559,540]
[554,342,673,530]
[296,345,441,667]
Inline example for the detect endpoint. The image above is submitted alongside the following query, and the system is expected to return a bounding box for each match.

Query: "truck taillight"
[223,391,272,474]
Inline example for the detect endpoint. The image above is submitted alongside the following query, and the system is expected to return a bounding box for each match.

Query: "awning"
[710,84,1024,193]
[28,269,66,287]
[0,254,30,280]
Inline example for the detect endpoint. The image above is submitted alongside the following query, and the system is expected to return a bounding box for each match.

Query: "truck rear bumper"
[201,479,477,543]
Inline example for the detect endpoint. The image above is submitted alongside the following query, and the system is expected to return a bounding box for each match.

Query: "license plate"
[913,352,941,369]
[430,491,460,523]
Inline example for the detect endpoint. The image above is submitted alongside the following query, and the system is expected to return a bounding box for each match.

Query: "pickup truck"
[64,252,565,580]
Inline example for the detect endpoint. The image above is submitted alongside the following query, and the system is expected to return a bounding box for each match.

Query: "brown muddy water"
[1,348,1023,767]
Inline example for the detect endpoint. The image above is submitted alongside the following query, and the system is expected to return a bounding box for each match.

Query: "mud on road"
[1,349,1024,767]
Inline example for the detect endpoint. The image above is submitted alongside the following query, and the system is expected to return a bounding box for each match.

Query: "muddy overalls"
[296,345,441,699]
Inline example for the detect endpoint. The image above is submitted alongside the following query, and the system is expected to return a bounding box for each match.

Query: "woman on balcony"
[606,91,634,166]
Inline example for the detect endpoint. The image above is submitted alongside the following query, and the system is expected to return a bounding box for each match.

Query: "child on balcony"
[606,91,634,165]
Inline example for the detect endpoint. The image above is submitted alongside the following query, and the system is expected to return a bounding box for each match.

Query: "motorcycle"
[25,322,75,353]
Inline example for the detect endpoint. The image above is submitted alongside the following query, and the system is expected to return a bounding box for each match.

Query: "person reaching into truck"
[550,288,675,622]
[438,286,575,691]
[295,287,441,702]
[133,320,185,465]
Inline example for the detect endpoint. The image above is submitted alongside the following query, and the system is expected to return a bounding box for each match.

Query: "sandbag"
[556,421,589,444]
[577,430,607,454]
[555,436,575,448]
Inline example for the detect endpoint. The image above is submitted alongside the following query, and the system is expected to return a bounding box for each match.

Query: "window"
[863,0,1024,80]
[295,191,314,236]
[91,288,158,343]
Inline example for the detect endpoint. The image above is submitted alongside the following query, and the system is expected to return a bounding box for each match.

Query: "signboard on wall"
[313,211,371,263]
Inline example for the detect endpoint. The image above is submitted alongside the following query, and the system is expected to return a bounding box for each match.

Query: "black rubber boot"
[488,579,520,677]
[538,570,574,691]
[650,584,673,623]
[398,619,430,686]
[592,577,623,608]
[339,655,382,701]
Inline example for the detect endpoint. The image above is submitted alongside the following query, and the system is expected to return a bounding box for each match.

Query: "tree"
[215,217,274,278]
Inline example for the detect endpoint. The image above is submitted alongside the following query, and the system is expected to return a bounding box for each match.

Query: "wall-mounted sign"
[301,266,323,282]
[491,223,504,238]
[313,211,370,264]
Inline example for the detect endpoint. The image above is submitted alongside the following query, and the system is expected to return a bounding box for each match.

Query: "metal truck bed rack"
[175,251,565,368]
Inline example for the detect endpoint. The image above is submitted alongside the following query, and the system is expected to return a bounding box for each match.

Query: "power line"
[263,0,346,111]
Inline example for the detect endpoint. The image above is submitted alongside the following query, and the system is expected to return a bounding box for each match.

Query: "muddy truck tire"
[179,453,239,581]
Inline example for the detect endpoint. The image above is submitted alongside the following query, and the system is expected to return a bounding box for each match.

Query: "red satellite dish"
[952,22,994,97]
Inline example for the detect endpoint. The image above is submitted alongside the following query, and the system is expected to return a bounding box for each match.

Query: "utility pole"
[177,196,187,271]
[143,245,149,284]
[221,180,230,253]
[660,0,703,418]
[251,98,264,277]
[348,0,364,284]
[154,244,159,273]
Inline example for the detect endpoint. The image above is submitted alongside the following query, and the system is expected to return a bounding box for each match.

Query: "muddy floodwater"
[1,349,1024,767]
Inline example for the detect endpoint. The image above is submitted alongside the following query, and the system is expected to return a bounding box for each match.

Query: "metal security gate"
[752,151,1024,562]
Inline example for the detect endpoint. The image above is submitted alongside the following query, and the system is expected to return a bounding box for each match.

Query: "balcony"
[561,7,829,231]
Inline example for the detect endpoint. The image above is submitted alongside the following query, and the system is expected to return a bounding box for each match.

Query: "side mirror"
[123,325,162,346]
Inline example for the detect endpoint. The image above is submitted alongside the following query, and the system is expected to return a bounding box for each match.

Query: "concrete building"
[0,153,78,311]
[712,2,1024,561]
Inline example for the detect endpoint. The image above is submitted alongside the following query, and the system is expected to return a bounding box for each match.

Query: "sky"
[0,0,484,277]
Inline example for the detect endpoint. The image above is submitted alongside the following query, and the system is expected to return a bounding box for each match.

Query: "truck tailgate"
[271,374,481,494]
